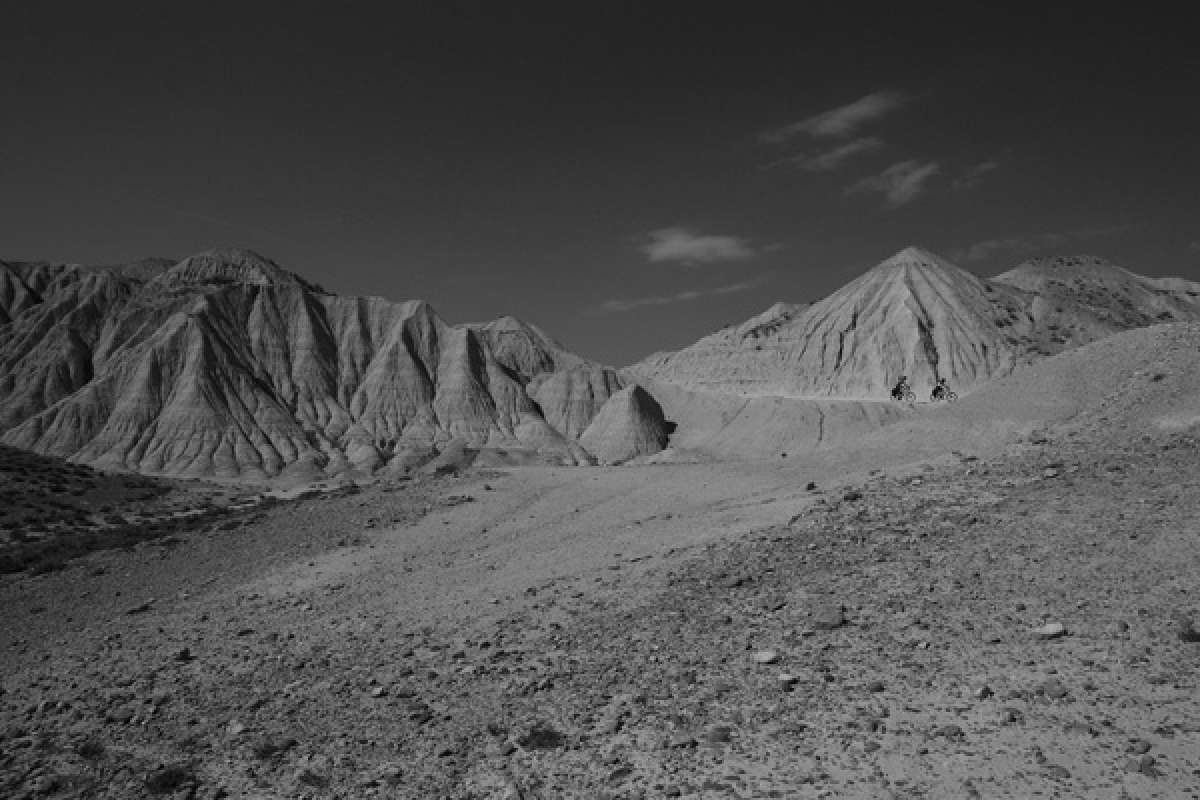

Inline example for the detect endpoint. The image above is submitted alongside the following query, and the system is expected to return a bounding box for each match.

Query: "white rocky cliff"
[0,249,667,477]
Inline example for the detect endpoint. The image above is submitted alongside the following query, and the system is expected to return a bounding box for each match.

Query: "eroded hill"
[632,247,1200,401]
[0,249,666,478]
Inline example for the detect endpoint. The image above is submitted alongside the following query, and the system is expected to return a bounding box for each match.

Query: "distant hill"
[631,247,1200,400]
[0,248,665,478]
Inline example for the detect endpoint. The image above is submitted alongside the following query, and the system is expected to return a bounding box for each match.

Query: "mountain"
[0,248,662,478]
[632,247,1200,400]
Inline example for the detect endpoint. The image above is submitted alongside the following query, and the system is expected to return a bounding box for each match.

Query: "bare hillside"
[632,247,1200,401]
[0,249,666,478]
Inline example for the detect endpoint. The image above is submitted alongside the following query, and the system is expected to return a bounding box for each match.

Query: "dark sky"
[3,5,1197,365]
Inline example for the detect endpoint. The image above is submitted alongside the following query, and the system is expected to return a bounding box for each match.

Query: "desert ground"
[4,416,1200,798]
[4,324,1200,799]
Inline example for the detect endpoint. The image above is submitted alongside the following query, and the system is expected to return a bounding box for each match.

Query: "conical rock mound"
[633,247,1200,400]
[579,384,670,464]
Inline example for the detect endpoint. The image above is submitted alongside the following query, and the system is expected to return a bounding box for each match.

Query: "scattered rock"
[1042,764,1071,780]
[1033,622,1067,639]
[812,604,844,630]
[932,724,963,739]
[1039,679,1069,700]
[703,725,733,744]
[125,600,154,615]
[1125,754,1158,776]
[752,649,780,664]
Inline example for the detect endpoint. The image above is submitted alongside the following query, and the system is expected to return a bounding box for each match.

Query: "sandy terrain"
[3,417,1200,798]
[4,326,1200,798]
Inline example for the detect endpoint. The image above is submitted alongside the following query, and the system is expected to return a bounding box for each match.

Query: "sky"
[2,5,1198,366]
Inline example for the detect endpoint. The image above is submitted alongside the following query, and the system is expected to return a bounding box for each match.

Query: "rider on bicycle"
[931,377,950,401]
[891,375,911,401]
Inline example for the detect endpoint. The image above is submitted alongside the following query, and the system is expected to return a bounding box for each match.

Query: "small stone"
[370,686,387,698]
[1040,679,1068,700]
[973,685,994,699]
[703,725,733,744]
[777,673,799,690]
[1042,764,1071,779]
[125,600,154,615]
[174,647,194,662]
[932,724,963,739]
[1033,622,1067,639]
[668,732,696,749]
[1125,754,1157,775]
[1129,739,1152,755]
[866,680,885,693]
[1042,468,1059,479]
[752,649,780,665]
[812,604,844,630]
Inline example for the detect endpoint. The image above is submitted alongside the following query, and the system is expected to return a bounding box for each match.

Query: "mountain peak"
[877,246,954,270]
[154,248,317,290]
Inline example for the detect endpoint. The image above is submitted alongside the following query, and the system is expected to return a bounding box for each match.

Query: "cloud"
[599,277,766,313]
[760,91,908,143]
[1191,241,1200,252]
[846,160,941,207]
[765,137,883,172]
[640,227,757,265]
[955,225,1130,262]
[954,160,1001,190]
[957,233,1069,262]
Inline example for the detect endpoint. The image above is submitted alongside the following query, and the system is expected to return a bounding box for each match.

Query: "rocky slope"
[0,249,659,478]
[633,247,1200,401]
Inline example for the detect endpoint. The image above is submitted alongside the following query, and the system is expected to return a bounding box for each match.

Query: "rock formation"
[0,248,663,477]
[578,385,671,464]
[632,247,1200,400]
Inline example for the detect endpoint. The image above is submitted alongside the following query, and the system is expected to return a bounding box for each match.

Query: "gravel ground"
[2,427,1199,798]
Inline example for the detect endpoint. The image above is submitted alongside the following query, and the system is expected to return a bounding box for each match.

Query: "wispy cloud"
[599,277,767,313]
[954,160,1001,190]
[1190,241,1200,252]
[765,137,883,172]
[954,225,1130,262]
[957,233,1069,262]
[640,227,757,265]
[846,160,941,207]
[760,91,908,143]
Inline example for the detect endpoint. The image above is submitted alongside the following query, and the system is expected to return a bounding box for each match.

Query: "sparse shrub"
[76,738,106,759]
[145,764,194,794]
[519,723,566,750]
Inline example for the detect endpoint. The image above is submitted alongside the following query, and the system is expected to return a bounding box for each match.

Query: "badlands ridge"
[2,245,1199,479]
